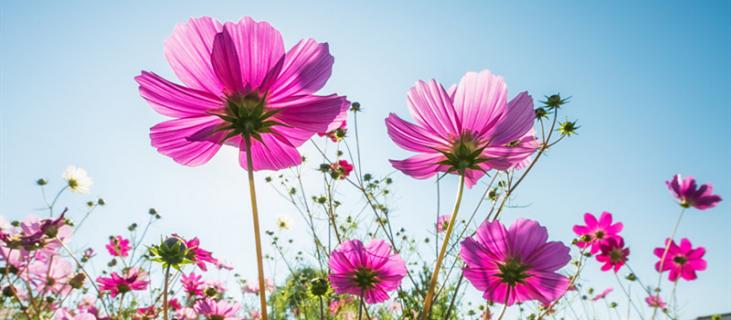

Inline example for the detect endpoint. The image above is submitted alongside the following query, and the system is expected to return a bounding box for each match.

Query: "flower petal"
[150,116,225,166]
[223,18,285,91]
[389,153,446,180]
[164,17,225,94]
[385,113,449,152]
[452,70,507,138]
[238,133,302,171]
[270,94,346,137]
[406,79,460,140]
[269,39,334,102]
[136,71,223,118]
[490,91,535,145]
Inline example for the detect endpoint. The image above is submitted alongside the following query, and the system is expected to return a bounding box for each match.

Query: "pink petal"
[406,79,460,140]
[526,241,571,272]
[268,39,334,102]
[452,70,507,138]
[389,153,446,180]
[385,113,449,152]
[136,71,223,118]
[508,219,549,258]
[150,116,225,166]
[223,18,285,91]
[238,133,302,171]
[473,220,510,261]
[164,17,225,94]
[211,29,245,94]
[490,91,534,145]
[270,94,346,136]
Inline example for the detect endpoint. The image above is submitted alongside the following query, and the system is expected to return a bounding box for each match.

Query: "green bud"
[350,102,361,112]
[309,277,329,296]
[36,178,48,186]
[69,273,86,289]
[558,120,580,136]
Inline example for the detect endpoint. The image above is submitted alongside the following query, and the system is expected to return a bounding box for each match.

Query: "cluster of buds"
[319,160,354,180]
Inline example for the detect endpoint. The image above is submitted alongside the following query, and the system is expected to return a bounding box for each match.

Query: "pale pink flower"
[666,174,722,210]
[136,17,348,171]
[385,70,538,187]
[194,299,241,320]
[654,238,707,282]
[328,239,407,304]
[436,215,451,233]
[28,257,74,295]
[645,295,667,308]
[460,219,570,305]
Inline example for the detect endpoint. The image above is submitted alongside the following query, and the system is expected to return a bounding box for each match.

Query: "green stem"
[651,208,685,320]
[244,136,269,320]
[162,265,171,320]
[421,173,465,319]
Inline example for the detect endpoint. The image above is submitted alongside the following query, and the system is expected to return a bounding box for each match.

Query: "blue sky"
[2,1,729,317]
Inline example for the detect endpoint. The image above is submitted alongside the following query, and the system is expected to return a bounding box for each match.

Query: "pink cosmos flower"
[592,288,613,301]
[318,119,347,142]
[105,235,131,257]
[136,17,349,171]
[645,295,667,308]
[460,219,571,305]
[385,70,538,187]
[242,278,275,295]
[194,299,241,320]
[330,160,354,179]
[328,239,407,304]
[666,174,722,210]
[177,308,198,320]
[436,215,451,233]
[185,237,218,271]
[572,212,623,254]
[96,268,150,297]
[181,271,205,296]
[654,238,707,282]
[28,257,74,295]
[136,305,158,319]
[596,237,629,272]
[169,298,182,311]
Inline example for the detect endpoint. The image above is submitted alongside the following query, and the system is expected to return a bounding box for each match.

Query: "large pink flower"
[572,212,623,254]
[328,239,407,304]
[136,17,349,171]
[385,70,538,187]
[459,219,570,305]
[666,174,722,210]
[654,238,707,282]
[28,257,74,295]
[96,268,149,297]
[194,299,241,320]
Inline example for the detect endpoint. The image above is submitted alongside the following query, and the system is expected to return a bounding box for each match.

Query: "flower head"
[136,17,349,171]
[645,295,667,308]
[105,235,131,257]
[184,237,218,271]
[194,299,241,320]
[330,160,353,180]
[596,237,629,272]
[63,166,93,194]
[276,216,292,231]
[96,268,149,297]
[328,239,406,304]
[592,288,613,301]
[460,219,571,305]
[181,272,205,296]
[654,238,706,282]
[385,70,538,187]
[28,257,74,295]
[666,174,722,210]
[572,212,623,254]
[436,215,451,233]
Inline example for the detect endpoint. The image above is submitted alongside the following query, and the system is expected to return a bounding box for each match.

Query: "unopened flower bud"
[2,285,16,297]
[558,120,579,136]
[69,273,86,289]
[36,178,48,186]
[350,102,361,112]
[309,277,329,296]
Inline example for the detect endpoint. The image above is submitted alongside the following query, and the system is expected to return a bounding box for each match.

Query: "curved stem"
[162,265,171,320]
[495,295,510,320]
[421,174,465,319]
[244,136,269,320]
[614,272,644,319]
[57,237,111,317]
[651,208,685,320]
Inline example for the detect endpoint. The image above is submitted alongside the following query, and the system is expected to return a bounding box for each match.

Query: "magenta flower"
[592,288,613,301]
[459,219,571,305]
[572,211,623,254]
[385,70,538,187]
[436,215,451,233]
[185,237,218,271]
[105,235,131,257]
[136,17,348,171]
[666,174,722,210]
[181,272,204,296]
[645,295,667,308]
[96,268,149,297]
[654,238,707,282]
[194,299,241,320]
[596,237,629,272]
[328,239,407,304]
[330,160,353,180]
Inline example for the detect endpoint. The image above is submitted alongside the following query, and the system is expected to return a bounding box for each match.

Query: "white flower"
[276,216,292,231]
[62,166,92,194]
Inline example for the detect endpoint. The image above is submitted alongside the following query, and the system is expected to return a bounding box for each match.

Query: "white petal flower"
[276,216,292,231]
[62,166,92,194]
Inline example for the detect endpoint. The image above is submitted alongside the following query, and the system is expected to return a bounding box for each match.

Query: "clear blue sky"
[1,1,729,318]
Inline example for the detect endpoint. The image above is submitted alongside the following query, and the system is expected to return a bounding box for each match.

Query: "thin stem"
[244,136,269,320]
[358,293,364,320]
[614,272,644,319]
[57,238,111,317]
[651,208,685,320]
[421,174,465,319]
[496,295,510,320]
[319,295,325,320]
[162,265,171,320]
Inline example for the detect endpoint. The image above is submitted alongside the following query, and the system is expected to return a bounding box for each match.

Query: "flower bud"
[2,285,16,297]
[350,102,361,112]
[36,178,48,186]
[69,273,86,289]
[150,236,189,268]
[309,277,329,296]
